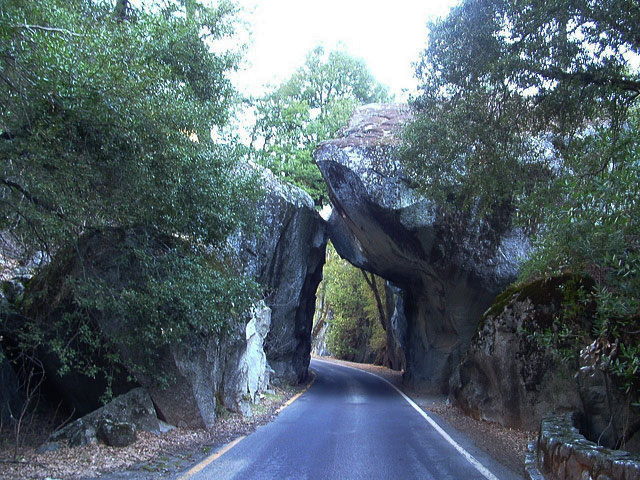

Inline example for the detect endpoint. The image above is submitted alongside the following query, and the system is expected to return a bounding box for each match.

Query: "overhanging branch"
[11,24,83,37]
[537,68,640,94]
[1,178,63,219]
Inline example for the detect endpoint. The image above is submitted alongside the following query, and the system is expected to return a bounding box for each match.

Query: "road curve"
[178,359,521,480]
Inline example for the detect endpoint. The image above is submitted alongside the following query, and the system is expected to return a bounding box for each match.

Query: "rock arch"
[313,104,530,391]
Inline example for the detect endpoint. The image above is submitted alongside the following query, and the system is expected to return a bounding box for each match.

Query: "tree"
[400,0,639,403]
[401,0,639,216]
[0,0,258,396]
[319,243,387,362]
[250,46,390,205]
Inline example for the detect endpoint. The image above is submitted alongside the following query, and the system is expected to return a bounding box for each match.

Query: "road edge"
[312,358,500,480]
[175,372,317,480]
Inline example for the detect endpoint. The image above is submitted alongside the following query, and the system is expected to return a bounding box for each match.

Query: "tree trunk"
[114,0,129,21]
[359,269,387,330]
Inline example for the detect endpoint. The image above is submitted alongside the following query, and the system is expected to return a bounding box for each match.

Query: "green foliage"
[401,0,639,219]
[0,0,260,395]
[70,233,257,389]
[322,243,387,361]
[325,313,358,359]
[0,0,254,251]
[9,229,260,398]
[402,0,640,398]
[519,113,640,395]
[520,114,640,312]
[250,46,390,205]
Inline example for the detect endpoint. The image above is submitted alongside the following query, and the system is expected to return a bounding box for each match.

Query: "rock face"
[311,311,331,357]
[1,284,24,426]
[131,299,272,428]
[1,277,32,425]
[17,227,239,429]
[97,419,137,447]
[449,294,582,430]
[45,388,161,448]
[314,104,529,391]
[450,275,640,448]
[575,339,640,452]
[219,301,272,416]
[232,166,327,383]
[10,161,324,429]
[385,284,407,372]
[311,322,329,356]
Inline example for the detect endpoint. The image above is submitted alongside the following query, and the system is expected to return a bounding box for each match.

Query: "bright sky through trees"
[233,0,459,100]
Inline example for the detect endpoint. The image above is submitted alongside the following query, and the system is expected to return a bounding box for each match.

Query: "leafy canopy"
[401,0,639,396]
[320,243,387,361]
[0,0,255,251]
[401,0,639,218]
[249,46,390,205]
[0,0,259,388]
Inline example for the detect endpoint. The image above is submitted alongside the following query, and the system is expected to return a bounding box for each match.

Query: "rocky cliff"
[6,165,325,429]
[231,166,327,383]
[13,227,274,429]
[314,104,529,391]
[452,275,640,451]
[449,277,584,430]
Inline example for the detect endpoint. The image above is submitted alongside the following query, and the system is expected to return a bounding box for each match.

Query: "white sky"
[231,0,459,101]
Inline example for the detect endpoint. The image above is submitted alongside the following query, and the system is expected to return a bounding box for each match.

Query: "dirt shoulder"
[0,380,311,480]
[317,356,535,477]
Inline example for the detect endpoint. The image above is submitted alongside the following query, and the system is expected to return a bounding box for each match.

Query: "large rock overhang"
[314,103,530,391]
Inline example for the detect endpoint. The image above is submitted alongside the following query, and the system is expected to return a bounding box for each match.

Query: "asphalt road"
[178,359,521,480]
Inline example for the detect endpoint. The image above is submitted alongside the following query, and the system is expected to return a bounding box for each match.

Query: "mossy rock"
[483,273,595,325]
[12,227,173,416]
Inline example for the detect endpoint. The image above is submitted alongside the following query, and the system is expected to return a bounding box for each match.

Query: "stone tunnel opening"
[309,239,405,373]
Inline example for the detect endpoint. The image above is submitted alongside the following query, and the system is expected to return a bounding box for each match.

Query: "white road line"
[313,358,500,480]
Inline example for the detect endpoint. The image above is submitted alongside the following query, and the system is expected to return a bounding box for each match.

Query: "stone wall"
[530,413,640,480]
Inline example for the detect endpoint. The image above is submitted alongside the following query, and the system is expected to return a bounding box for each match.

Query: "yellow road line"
[276,372,316,414]
[177,371,317,480]
[176,435,246,480]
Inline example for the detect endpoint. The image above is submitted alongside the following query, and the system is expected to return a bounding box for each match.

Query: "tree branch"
[616,419,640,450]
[359,269,387,331]
[1,178,63,219]
[537,68,640,94]
[12,24,82,37]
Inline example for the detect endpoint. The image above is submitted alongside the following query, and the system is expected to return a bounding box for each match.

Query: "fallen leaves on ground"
[426,401,536,474]
[0,384,302,480]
